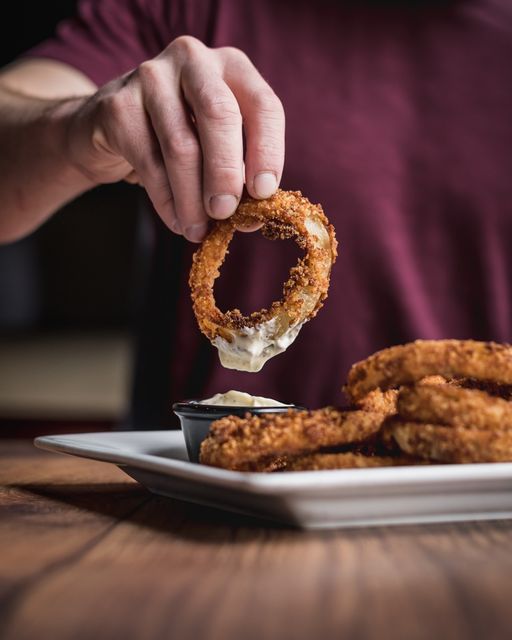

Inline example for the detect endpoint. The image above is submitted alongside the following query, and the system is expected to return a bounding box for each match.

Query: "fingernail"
[209,194,239,219]
[184,223,208,243]
[169,218,182,235]
[253,172,278,199]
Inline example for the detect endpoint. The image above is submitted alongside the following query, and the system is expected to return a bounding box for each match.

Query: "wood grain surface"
[1,440,512,640]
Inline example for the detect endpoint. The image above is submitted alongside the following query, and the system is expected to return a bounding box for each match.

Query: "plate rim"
[34,430,512,495]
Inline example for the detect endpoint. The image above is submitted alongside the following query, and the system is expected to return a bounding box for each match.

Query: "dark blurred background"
[0,1,138,430]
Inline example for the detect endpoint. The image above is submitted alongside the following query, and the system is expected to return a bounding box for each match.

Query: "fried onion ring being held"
[345,340,512,404]
[199,408,385,471]
[189,190,337,372]
[397,384,512,431]
[391,421,512,463]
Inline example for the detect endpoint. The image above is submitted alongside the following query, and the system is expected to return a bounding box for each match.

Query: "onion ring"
[345,340,512,404]
[397,384,512,431]
[189,190,337,372]
[391,421,512,463]
[199,408,386,471]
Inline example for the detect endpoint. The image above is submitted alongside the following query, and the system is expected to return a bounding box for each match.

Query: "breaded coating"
[282,451,420,471]
[249,456,289,472]
[356,389,399,416]
[391,421,512,463]
[199,408,386,471]
[397,384,512,431]
[356,375,448,416]
[345,340,512,403]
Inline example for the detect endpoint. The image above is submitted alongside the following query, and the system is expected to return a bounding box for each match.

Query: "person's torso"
[145,0,512,409]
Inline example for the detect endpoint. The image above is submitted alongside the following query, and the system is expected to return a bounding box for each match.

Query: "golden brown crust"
[391,421,512,463]
[420,375,451,386]
[281,451,420,471]
[247,456,289,472]
[355,375,448,416]
[356,389,399,415]
[397,384,512,431]
[199,408,386,471]
[189,189,337,341]
[345,340,512,403]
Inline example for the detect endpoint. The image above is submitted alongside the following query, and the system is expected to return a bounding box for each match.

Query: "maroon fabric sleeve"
[22,0,189,86]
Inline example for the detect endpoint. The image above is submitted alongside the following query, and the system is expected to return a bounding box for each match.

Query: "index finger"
[222,49,285,200]
[181,61,245,220]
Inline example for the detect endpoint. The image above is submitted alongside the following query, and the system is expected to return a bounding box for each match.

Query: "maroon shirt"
[26,0,512,410]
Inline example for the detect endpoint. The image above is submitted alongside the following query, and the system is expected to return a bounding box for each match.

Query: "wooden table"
[1,440,512,640]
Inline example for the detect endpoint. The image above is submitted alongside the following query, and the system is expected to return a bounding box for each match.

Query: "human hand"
[66,36,285,241]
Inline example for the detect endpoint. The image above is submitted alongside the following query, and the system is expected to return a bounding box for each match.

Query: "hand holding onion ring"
[189,189,337,372]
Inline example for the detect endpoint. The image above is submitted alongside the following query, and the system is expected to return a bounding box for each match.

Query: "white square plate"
[34,430,512,529]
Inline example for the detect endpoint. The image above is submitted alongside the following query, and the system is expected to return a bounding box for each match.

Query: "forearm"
[0,86,96,243]
[0,37,285,243]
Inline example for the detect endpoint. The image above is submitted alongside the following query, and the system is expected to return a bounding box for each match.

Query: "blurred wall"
[0,1,139,331]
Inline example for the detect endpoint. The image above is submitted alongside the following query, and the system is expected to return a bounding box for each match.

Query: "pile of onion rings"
[199,339,512,471]
[347,339,512,464]
[189,190,337,372]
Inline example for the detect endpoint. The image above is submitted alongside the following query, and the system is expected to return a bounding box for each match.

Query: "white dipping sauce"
[198,390,289,407]
[212,317,304,373]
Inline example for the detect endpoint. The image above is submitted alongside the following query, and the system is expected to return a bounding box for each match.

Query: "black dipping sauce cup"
[173,401,303,463]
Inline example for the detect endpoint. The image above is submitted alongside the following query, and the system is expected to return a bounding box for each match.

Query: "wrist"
[43,96,99,190]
